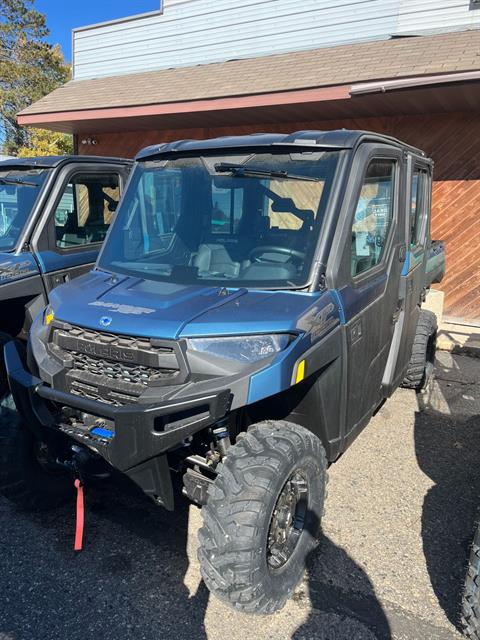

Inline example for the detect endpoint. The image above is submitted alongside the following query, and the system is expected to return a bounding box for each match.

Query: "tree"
[0,0,72,155]
[16,127,73,156]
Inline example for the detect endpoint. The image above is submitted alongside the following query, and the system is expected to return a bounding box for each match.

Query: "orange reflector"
[45,311,54,325]
[295,360,305,384]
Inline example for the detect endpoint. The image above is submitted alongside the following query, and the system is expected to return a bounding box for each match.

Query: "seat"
[194,243,240,277]
[86,222,109,244]
[241,261,297,281]
[57,210,85,248]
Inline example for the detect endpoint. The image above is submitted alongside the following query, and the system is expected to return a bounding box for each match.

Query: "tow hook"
[70,446,89,551]
[57,445,106,553]
[73,477,85,551]
[56,445,110,480]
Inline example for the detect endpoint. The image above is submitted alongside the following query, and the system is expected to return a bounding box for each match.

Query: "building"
[18,0,480,323]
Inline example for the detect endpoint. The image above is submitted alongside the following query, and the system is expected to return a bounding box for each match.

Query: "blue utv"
[1,131,445,613]
[0,155,131,398]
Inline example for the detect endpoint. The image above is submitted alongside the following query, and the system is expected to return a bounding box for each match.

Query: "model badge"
[89,301,155,316]
[99,316,112,327]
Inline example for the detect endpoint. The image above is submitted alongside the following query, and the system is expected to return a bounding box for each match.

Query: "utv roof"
[136,130,428,162]
[0,155,132,170]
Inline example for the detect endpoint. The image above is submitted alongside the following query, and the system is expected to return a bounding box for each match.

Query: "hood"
[0,252,38,286]
[49,270,319,340]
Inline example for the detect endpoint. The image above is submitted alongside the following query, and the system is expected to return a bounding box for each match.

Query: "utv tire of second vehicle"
[0,331,13,400]
[0,394,72,510]
[401,309,438,390]
[462,519,480,639]
[198,420,327,614]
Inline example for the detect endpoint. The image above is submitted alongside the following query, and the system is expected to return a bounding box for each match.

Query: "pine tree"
[0,0,72,155]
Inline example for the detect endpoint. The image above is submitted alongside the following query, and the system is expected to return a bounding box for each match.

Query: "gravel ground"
[1,351,479,640]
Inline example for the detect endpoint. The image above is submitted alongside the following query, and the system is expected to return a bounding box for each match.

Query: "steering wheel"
[249,245,306,264]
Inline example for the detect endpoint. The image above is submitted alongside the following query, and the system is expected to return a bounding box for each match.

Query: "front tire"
[462,519,480,639]
[0,394,72,510]
[198,420,327,614]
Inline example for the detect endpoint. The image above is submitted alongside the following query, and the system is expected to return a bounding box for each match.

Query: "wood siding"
[81,112,480,323]
[73,0,480,80]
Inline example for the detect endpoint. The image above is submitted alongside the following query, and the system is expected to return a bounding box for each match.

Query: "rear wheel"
[402,309,438,390]
[0,394,72,510]
[462,519,480,639]
[198,420,327,614]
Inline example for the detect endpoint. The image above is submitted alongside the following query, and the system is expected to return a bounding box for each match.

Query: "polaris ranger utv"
[0,155,131,397]
[2,131,444,613]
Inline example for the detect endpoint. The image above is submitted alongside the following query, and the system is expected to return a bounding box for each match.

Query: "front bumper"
[5,340,231,509]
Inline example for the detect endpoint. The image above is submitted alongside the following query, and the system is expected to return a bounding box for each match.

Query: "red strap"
[74,479,85,552]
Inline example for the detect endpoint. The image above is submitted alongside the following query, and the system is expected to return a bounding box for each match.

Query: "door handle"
[398,244,407,262]
[350,319,363,344]
[51,272,70,287]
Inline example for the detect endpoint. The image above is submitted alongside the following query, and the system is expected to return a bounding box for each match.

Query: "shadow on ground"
[0,474,210,640]
[293,537,391,639]
[0,467,391,640]
[415,351,480,632]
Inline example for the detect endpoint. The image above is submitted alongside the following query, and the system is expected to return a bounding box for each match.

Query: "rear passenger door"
[33,164,128,292]
[327,144,407,445]
[389,158,432,387]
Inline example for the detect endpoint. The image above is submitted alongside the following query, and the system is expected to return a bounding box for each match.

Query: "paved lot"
[1,351,479,640]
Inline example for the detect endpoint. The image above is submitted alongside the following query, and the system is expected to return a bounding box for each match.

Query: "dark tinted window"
[351,159,396,276]
[410,168,428,247]
[98,151,342,288]
[0,169,48,251]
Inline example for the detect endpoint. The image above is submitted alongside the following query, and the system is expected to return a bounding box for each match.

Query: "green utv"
[1,131,444,613]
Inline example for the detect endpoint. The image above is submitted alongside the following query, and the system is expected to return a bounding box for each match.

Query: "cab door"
[31,163,129,293]
[387,158,433,389]
[327,144,407,446]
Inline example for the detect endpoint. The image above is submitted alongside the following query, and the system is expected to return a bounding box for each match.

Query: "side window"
[55,173,120,249]
[351,159,395,277]
[410,168,428,247]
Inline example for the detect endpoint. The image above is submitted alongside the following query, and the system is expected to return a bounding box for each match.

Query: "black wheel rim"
[267,470,309,570]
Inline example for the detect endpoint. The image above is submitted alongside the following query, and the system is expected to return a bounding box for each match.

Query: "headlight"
[43,305,55,326]
[188,334,292,363]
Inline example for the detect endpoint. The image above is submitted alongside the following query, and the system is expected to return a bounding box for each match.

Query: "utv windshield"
[0,169,49,251]
[98,150,342,288]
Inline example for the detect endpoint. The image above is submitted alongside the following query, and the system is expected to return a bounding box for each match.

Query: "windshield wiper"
[0,177,38,187]
[214,162,319,182]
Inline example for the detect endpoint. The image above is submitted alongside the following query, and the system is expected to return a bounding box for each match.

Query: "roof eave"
[16,71,480,136]
[17,84,351,128]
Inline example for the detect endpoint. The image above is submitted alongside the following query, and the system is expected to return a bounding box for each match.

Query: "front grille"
[49,323,185,405]
[72,351,175,386]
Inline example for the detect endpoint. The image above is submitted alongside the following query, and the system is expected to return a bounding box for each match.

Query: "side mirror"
[271,197,297,213]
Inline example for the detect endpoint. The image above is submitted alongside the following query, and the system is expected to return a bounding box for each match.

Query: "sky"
[35,0,161,61]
